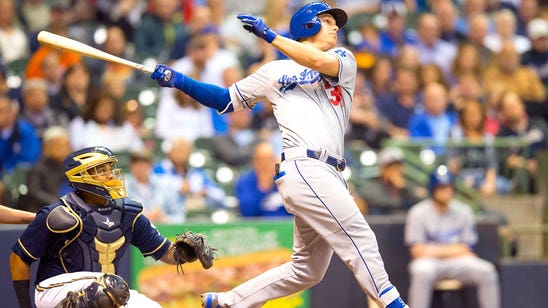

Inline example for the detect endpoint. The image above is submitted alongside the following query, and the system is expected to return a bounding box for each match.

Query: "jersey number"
[325,83,343,106]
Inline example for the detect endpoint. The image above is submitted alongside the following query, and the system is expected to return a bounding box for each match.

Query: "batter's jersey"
[227,47,356,157]
[404,199,478,247]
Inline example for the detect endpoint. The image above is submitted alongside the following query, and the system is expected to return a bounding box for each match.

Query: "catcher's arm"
[159,243,180,265]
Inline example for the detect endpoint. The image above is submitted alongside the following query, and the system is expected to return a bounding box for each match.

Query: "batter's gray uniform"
[212,47,402,307]
[405,199,501,308]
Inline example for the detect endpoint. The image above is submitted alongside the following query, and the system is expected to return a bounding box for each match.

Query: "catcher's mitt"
[173,231,216,271]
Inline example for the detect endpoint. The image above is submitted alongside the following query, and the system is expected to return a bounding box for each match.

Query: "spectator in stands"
[25,3,80,79]
[121,99,150,140]
[416,13,457,77]
[125,149,185,224]
[153,137,225,211]
[20,78,68,138]
[40,52,63,97]
[376,66,421,138]
[69,90,143,152]
[521,18,548,92]
[155,30,239,140]
[418,63,449,93]
[347,70,388,148]
[484,82,506,137]
[368,56,394,98]
[0,0,29,64]
[378,0,417,58]
[50,62,91,121]
[16,126,71,213]
[0,95,40,176]
[95,0,145,40]
[405,166,501,308]
[483,41,546,103]
[455,0,489,38]
[17,0,52,34]
[484,9,530,54]
[235,141,290,218]
[448,100,511,196]
[449,73,484,111]
[516,0,539,37]
[360,147,426,215]
[450,43,484,86]
[212,107,259,168]
[497,91,548,193]
[408,82,457,154]
[133,0,190,62]
[431,0,462,44]
[395,45,420,72]
[465,13,493,64]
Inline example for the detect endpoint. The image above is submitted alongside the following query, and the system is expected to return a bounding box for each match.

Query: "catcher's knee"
[54,273,130,308]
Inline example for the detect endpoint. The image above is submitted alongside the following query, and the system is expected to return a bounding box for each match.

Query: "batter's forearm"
[271,36,339,77]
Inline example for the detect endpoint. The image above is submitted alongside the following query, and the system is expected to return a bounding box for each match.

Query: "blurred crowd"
[1,0,547,222]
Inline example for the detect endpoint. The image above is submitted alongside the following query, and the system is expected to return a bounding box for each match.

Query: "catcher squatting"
[10,146,215,308]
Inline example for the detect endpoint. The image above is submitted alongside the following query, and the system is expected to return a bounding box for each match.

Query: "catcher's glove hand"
[173,231,216,271]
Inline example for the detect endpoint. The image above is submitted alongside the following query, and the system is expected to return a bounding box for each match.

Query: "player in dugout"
[9,146,215,308]
[150,2,408,307]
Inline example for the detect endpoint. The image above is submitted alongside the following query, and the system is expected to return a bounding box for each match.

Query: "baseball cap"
[528,18,548,40]
[377,147,404,167]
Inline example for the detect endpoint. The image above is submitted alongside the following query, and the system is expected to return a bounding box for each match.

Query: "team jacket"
[13,191,171,283]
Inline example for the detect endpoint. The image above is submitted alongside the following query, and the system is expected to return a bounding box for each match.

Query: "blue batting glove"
[237,14,277,43]
[151,64,184,88]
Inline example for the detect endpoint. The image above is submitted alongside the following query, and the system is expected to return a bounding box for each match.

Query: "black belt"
[281,149,346,171]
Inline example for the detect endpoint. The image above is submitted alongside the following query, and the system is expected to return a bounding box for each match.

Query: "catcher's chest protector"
[55,192,141,274]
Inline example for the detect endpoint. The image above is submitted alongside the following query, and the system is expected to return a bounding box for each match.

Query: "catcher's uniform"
[12,191,171,307]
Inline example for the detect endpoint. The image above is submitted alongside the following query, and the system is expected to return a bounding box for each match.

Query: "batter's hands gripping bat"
[37,31,156,75]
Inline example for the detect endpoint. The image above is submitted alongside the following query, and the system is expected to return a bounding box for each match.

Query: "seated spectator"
[16,126,72,213]
[408,82,457,153]
[376,66,421,139]
[125,150,185,224]
[394,45,420,72]
[235,141,291,218]
[19,78,69,138]
[521,18,548,92]
[50,62,92,121]
[360,147,426,215]
[497,91,548,193]
[0,0,29,64]
[448,100,512,196]
[483,41,546,103]
[415,13,457,78]
[69,90,143,152]
[133,0,190,62]
[450,43,484,87]
[418,63,449,92]
[367,56,394,98]
[0,95,40,176]
[431,0,462,44]
[484,9,530,54]
[153,138,225,210]
[17,0,52,34]
[405,166,501,308]
[377,1,418,58]
[448,73,484,111]
[212,109,259,168]
[40,52,63,97]
[347,70,388,148]
[464,13,493,64]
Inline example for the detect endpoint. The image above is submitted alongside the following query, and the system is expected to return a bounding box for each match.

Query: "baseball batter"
[151,2,408,307]
[9,146,214,308]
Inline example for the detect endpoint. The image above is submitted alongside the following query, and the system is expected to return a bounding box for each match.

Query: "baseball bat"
[37,31,154,74]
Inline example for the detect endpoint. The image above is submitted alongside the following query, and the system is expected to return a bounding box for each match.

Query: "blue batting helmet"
[290,2,348,41]
[64,146,127,201]
[429,165,455,195]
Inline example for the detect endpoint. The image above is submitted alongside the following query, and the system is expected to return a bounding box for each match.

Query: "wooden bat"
[37,31,154,74]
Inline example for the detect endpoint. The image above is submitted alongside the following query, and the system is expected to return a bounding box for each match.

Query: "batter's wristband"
[13,280,32,308]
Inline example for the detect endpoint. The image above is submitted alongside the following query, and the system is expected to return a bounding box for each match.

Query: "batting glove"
[151,64,184,88]
[237,14,277,43]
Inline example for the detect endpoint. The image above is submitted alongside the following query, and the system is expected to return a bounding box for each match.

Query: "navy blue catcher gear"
[64,146,127,201]
[289,2,348,41]
[429,165,455,194]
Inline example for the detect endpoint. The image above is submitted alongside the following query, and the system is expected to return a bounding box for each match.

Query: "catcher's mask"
[290,1,348,41]
[64,146,127,201]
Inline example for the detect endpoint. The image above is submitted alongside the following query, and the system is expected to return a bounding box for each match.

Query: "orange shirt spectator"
[25,47,81,79]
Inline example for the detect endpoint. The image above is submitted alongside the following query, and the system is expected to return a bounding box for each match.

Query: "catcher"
[9,146,215,308]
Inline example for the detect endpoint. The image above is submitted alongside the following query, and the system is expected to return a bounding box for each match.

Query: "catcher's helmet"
[290,2,348,41]
[429,165,454,195]
[64,146,127,201]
